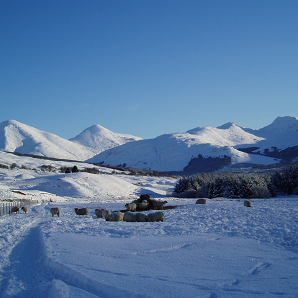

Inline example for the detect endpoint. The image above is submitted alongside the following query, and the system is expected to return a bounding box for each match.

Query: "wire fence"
[0,199,39,216]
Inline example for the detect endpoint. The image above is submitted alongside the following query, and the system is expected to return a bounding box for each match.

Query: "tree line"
[174,164,298,199]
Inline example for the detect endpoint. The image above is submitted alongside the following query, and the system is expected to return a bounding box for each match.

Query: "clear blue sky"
[1,0,297,139]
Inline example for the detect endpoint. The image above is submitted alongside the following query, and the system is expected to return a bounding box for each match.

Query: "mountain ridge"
[87,116,298,172]
[1,116,298,173]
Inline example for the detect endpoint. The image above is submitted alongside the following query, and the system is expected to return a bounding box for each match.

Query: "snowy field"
[0,152,298,297]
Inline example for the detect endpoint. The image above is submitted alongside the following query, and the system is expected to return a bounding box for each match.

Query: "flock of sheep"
[11,195,252,220]
[195,198,253,207]
[49,194,167,222]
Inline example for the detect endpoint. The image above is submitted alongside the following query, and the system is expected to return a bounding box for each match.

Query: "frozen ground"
[0,152,298,297]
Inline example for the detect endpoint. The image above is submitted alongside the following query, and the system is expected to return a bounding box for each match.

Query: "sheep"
[125,202,137,212]
[95,208,103,217]
[244,200,252,207]
[75,208,89,216]
[152,200,168,210]
[147,211,164,222]
[50,207,60,217]
[11,206,19,214]
[21,206,28,213]
[95,208,111,219]
[136,212,148,222]
[123,211,137,222]
[196,199,207,204]
[106,211,124,222]
[136,200,150,211]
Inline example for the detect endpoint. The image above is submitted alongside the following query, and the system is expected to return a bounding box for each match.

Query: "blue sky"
[1,0,297,139]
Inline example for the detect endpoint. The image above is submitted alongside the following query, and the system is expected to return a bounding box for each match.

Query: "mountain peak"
[260,116,298,132]
[0,119,95,160]
[271,116,298,125]
[70,124,142,152]
[217,122,239,129]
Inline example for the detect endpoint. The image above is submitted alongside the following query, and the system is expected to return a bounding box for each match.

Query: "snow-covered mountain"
[1,116,298,173]
[239,116,298,151]
[86,126,276,172]
[88,116,298,172]
[69,124,142,153]
[0,120,95,160]
[0,120,142,161]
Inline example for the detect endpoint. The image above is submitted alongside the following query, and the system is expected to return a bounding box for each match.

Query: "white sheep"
[106,211,124,221]
[137,200,150,211]
[21,206,28,213]
[95,208,111,219]
[136,212,148,222]
[123,211,137,222]
[152,200,168,210]
[147,211,164,222]
[50,207,60,217]
[11,206,19,214]
[75,208,89,215]
[125,202,137,212]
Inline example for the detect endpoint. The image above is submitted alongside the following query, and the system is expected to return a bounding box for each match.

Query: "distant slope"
[240,116,298,152]
[69,124,142,153]
[0,120,94,160]
[186,122,264,146]
[87,124,278,172]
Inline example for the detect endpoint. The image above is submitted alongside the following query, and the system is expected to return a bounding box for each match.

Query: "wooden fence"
[0,199,39,216]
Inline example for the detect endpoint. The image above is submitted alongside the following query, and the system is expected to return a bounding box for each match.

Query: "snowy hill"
[240,116,298,151]
[2,117,298,173]
[69,124,142,153]
[87,125,278,172]
[87,117,298,172]
[0,120,141,161]
[186,122,264,147]
[0,120,95,161]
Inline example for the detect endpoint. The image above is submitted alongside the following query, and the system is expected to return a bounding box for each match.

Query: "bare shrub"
[0,164,9,169]
[250,186,271,198]
[41,165,57,172]
[81,167,100,174]
[72,165,79,173]
[10,163,17,169]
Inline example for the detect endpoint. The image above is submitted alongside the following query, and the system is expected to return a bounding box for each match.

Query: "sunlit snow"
[0,152,297,297]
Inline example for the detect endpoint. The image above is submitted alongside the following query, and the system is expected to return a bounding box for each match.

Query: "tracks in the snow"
[0,204,147,298]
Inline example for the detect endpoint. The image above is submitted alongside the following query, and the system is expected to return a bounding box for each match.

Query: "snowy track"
[0,204,146,298]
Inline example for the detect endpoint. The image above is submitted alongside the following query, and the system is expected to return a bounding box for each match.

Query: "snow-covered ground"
[0,152,298,297]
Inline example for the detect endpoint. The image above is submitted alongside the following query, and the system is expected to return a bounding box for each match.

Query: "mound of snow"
[13,172,139,200]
